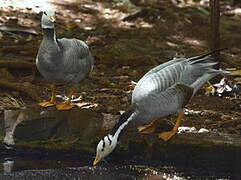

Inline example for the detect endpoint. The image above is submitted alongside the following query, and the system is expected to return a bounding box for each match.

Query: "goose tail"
[191,69,229,94]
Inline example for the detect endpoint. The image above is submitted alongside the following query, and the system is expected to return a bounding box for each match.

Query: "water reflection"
[3,158,14,173]
[0,163,188,180]
[0,155,238,180]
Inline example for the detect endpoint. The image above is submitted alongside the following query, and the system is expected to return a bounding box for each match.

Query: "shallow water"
[0,156,239,180]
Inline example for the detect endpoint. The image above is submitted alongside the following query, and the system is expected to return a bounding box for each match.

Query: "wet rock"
[0,104,241,168]
[1,104,104,151]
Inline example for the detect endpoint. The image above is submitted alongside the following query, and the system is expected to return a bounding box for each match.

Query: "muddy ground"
[0,0,240,135]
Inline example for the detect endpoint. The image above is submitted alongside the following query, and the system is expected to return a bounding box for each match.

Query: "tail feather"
[193,61,218,67]
[183,49,227,86]
[189,56,210,64]
[191,69,229,94]
[207,69,229,74]
[189,48,227,62]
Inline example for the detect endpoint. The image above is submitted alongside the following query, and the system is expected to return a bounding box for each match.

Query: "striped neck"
[113,111,137,140]
[109,106,137,141]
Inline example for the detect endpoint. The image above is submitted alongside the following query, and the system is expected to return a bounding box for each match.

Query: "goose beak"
[93,156,101,166]
[49,16,56,23]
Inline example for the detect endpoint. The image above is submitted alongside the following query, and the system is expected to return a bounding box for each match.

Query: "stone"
[1,104,104,150]
[0,104,241,168]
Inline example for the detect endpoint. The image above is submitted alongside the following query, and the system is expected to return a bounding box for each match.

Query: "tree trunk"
[210,0,220,60]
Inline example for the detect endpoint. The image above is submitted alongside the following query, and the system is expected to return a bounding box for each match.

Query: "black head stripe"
[101,139,105,151]
[110,106,135,136]
[107,135,112,145]
[43,11,47,15]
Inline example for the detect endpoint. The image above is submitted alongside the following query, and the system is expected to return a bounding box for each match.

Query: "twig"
[209,118,241,127]
[0,80,40,102]
[0,60,36,69]
[0,46,38,56]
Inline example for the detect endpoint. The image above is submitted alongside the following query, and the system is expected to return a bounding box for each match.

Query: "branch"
[0,60,36,69]
[0,80,40,101]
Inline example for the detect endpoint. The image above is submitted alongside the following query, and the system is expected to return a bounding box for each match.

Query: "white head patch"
[95,134,117,164]
[41,9,56,29]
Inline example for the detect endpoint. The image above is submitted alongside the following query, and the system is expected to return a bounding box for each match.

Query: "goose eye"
[43,11,47,15]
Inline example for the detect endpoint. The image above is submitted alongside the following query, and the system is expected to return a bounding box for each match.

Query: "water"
[0,155,239,180]
[0,146,239,180]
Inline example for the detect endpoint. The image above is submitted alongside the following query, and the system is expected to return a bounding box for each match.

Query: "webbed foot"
[158,130,178,141]
[38,101,57,107]
[56,101,75,110]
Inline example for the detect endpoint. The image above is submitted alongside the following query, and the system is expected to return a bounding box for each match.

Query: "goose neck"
[42,28,56,41]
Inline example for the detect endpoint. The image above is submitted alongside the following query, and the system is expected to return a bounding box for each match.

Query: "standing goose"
[93,50,228,165]
[36,9,94,110]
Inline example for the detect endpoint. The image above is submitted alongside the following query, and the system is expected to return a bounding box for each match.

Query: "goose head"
[41,9,56,29]
[93,134,118,166]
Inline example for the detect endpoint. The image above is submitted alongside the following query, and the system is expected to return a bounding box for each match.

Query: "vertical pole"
[210,0,220,60]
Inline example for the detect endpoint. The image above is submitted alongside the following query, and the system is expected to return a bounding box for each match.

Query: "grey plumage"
[130,53,227,127]
[36,10,94,110]
[111,51,228,132]
[37,34,94,85]
[94,50,228,165]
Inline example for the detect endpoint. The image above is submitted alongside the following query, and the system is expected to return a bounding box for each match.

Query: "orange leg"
[38,84,57,107]
[158,112,184,141]
[138,118,161,134]
[56,87,76,111]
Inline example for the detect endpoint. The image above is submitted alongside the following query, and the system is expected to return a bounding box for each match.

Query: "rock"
[1,104,104,151]
[0,104,241,168]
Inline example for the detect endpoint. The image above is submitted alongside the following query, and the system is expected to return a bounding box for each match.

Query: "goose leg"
[56,87,76,110]
[158,112,184,141]
[38,84,57,107]
[138,118,161,134]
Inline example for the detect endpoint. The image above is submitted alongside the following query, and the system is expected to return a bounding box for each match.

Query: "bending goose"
[93,50,228,165]
[36,9,94,110]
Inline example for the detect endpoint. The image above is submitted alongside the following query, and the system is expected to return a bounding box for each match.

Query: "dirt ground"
[0,0,240,135]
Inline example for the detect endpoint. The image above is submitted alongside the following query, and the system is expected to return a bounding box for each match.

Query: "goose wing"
[58,38,93,72]
[149,83,194,111]
[142,57,185,78]
[132,82,194,124]
[133,59,188,102]
[133,51,222,101]
[57,38,94,82]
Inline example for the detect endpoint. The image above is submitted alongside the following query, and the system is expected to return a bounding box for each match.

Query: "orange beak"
[49,16,56,23]
[93,156,101,166]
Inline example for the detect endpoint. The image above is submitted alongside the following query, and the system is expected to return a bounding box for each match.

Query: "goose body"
[36,10,94,110]
[37,37,93,85]
[131,55,218,127]
[94,50,228,165]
